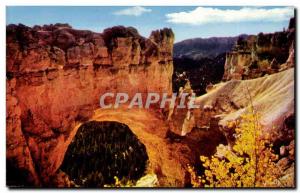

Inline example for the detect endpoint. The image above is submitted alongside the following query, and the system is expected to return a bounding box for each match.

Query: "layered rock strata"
[6,24,178,186]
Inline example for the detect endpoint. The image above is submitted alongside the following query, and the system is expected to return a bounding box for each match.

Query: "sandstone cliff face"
[6,24,176,186]
[223,17,295,81]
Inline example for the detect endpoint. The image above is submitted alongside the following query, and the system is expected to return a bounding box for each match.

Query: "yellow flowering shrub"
[188,110,282,187]
[104,176,134,187]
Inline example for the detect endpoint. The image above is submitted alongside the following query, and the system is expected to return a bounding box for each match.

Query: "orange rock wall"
[6,24,174,186]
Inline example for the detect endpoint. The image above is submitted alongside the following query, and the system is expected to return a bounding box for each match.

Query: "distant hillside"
[172,35,249,96]
[174,35,248,60]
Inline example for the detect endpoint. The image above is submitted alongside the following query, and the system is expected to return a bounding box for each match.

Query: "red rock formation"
[7,21,295,188]
[6,24,178,186]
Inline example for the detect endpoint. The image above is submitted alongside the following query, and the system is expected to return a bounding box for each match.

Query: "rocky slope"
[6,24,177,186]
[197,68,295,186]
[223,17,295,81]
[195,68,294,142]
[169,68,295,186]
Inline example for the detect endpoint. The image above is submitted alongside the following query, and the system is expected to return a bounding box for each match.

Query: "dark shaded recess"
[6,71,14,80]
[60,121,148,187]
[184,125,227,179]
[273,114,295,157]
[173,54,226,96]
[165,118,228,187]
[6,158,35,188]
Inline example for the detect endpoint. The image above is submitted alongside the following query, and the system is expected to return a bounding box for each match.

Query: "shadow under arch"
[60,120,148,187]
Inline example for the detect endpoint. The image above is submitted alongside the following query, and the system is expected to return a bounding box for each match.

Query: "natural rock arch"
[54,107,192,187]
[6,24,178,187]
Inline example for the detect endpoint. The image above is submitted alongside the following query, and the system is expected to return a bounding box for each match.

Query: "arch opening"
[60,121,149,187]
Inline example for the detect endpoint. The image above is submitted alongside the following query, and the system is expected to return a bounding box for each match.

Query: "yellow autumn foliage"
[104,176,135,187]
[188,110,282,188]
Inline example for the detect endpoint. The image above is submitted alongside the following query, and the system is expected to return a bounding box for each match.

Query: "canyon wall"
[6,20,296,187]
[6,24,176,186]
[223,17,295,81]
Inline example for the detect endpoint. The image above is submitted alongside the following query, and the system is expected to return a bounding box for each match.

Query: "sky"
[6,6,295,42]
